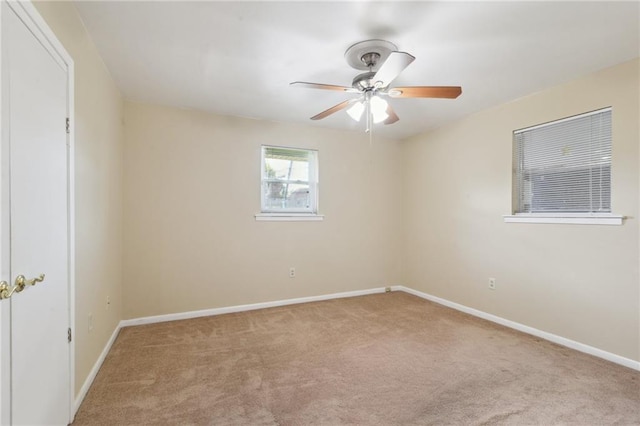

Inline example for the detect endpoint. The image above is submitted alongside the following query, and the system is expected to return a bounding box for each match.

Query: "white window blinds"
[513,108,612,214]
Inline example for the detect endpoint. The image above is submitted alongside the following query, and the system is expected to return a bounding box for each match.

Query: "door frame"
[0,0,75,423]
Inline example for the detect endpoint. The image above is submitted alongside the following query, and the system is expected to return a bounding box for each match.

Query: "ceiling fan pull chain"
[369,114,374,147]
[365,93,371,133]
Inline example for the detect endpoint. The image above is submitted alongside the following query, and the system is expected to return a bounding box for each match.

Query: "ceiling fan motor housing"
[352,71,377,91]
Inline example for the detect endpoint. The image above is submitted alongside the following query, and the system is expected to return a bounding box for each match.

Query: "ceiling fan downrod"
[360,52,380,69]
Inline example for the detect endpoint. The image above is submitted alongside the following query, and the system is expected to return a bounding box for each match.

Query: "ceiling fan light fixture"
[347,101,365,122]
[370,95,389,123]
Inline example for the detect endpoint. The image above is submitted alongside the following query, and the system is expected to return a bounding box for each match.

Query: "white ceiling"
[74,1,639,140]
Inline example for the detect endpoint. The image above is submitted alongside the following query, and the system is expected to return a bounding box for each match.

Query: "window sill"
[503,214,624,225]
[255,213,324,222]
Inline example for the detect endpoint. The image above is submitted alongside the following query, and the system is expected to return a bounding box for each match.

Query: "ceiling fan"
[291,39,462,131]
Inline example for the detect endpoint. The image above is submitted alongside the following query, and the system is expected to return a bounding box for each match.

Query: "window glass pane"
[263,182,311,210]
[261,146,317,213]
[264,157,309,182]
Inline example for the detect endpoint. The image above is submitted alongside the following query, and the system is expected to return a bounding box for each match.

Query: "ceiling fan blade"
[388,86,462,99]
[372,51,415,88]
[310,99,357,120]
[290,81,358,93]
[384,104,399,125]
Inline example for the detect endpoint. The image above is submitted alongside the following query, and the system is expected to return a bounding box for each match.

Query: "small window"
[513,108,612,214]
[261,146,318,213]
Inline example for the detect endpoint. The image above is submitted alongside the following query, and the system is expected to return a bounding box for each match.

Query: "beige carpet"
[73,292,640,425]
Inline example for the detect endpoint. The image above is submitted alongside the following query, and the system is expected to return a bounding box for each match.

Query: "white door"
[1,2,71,425]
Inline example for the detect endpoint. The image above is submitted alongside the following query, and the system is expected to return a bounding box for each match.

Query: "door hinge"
[65,117,70,134]
[68,327,72,343]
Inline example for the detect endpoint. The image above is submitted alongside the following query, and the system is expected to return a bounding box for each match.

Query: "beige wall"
[34,2,124,395]
[123,102,402,319]
[401,59,640,361]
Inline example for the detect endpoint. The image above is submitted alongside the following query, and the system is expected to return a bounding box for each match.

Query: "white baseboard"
[120,287,388,327]
[72,284,638,417]
[73,323,122,417]
[397,285,640,371]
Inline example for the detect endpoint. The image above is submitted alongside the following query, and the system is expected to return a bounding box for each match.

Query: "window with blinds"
[513,108,612,214]
[261,146,318,213]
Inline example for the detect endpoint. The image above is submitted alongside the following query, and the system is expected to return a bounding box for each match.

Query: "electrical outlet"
[106,296,111,311]
[489,278,496,290]
[289,267,295,278]
[88,313,94,332]
[385,287,391,293]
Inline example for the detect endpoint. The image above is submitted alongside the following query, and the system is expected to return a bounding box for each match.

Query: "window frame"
[504,107,623,225]
[256,145,323,221]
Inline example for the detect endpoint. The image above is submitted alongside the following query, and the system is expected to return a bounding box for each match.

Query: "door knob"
[0,274,45,300]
